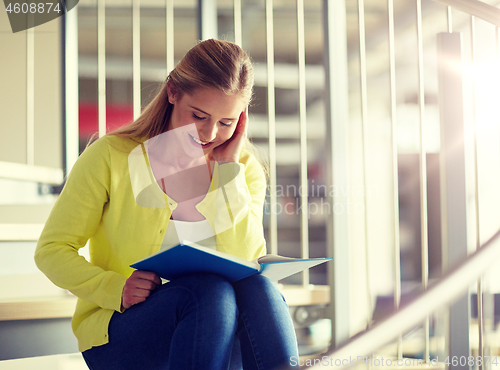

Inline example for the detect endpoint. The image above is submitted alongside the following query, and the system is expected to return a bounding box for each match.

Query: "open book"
[130,241,332,283]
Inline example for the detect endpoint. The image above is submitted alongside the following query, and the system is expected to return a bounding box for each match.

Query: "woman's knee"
[156,273,238,317]
[186,273,236,303]
[233,274,284,301]
[172,274,239,338]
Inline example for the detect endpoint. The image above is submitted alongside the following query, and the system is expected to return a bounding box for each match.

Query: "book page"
[254,254,299,264]
[259,259,330,281]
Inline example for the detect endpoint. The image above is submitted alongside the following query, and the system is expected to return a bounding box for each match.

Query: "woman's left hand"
[211,107,248,163]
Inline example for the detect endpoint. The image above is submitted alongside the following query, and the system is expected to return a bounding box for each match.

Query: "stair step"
[0,353,86,370]
[0,295,76,321]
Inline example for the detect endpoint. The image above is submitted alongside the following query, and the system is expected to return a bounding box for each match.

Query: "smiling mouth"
[188,133,213,146]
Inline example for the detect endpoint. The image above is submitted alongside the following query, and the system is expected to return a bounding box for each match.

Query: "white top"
[160,219,217,252]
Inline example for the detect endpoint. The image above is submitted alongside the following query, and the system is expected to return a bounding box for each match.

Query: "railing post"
[97,0,106,138]
[437,32,471,368]
[132,0,141,120]
[198,0,218,41]
[63,4,79,173]
[323,0,350,348]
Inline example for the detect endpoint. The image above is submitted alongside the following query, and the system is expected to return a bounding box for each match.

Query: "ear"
[166,81,178,104]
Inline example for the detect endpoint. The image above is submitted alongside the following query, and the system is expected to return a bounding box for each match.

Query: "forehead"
[182,88,246,117]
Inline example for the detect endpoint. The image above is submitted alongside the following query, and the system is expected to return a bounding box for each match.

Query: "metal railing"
[433,0,500,27]
[307,227,500,368]
[309,0,500,364]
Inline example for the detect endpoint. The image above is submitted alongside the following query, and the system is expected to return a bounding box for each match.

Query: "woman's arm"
[34,137,127,312]
[197,151,267,261]
[194,107,267,261]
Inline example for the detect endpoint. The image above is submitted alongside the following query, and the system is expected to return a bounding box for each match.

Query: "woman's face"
[166,86,247,159]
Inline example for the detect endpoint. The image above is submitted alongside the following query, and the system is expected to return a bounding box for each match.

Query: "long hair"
[107,39,267,178]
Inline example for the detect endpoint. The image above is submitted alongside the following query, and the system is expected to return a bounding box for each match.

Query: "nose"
[196,121,217,142]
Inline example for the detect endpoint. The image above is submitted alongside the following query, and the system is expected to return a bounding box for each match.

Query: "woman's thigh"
[82,273,238,370]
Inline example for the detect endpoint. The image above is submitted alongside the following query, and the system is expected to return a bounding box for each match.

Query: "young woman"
[35,39,299,369]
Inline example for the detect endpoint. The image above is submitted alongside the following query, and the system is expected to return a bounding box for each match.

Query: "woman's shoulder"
[81,135,144,159]
[67,135,146,193]
[104,134,145,154]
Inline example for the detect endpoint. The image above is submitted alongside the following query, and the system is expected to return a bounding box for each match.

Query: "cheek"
[219,128,236,142]
[179,112,194,126]
[172,108,192,127]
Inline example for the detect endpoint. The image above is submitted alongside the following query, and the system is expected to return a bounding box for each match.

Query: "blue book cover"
[131,241,332,283]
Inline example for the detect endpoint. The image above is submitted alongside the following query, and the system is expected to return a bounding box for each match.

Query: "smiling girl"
[35,39,299,369]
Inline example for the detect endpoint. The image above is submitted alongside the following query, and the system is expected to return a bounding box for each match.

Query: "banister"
[431,0,500,27]
[306,227,500,368]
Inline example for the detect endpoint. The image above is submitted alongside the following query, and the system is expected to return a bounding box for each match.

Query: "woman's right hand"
[121,270,162,310]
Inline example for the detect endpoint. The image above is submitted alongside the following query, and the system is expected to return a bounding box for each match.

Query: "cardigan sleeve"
[196,151,267,261]
[34,137,127,312]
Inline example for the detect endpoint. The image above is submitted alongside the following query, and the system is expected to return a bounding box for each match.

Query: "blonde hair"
[107,39,267,177]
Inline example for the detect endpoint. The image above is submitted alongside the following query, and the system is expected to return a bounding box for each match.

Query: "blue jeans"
[82,273,299,369]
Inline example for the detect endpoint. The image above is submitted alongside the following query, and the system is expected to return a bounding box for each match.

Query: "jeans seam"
[239,311,264,370]
[175,286,200,370]
[153,284,199,370]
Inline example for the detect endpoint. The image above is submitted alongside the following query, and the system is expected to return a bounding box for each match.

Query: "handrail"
[306,227,500,368]
[431,0,500,27]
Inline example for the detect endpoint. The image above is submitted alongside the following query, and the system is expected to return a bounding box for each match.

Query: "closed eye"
[192,113,206,120]
[219,121,232,127]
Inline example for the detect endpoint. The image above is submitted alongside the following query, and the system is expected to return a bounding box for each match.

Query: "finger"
[151,274,162,286]
[133,270,161,286]
[244,106,249,127]
[133,297,147,305]
[123,285,151,302]
[126,296,146,307]
[236,107,248,136]
[131,287,152,298]
[140,273,161,288]
[131,279,158,291]
[131,270,155,280]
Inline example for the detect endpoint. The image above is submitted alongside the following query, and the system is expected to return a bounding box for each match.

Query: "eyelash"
[192,113,206,121]
[192,113,232,127]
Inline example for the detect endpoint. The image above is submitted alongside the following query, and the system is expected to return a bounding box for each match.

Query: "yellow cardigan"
[34,135,267,352]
